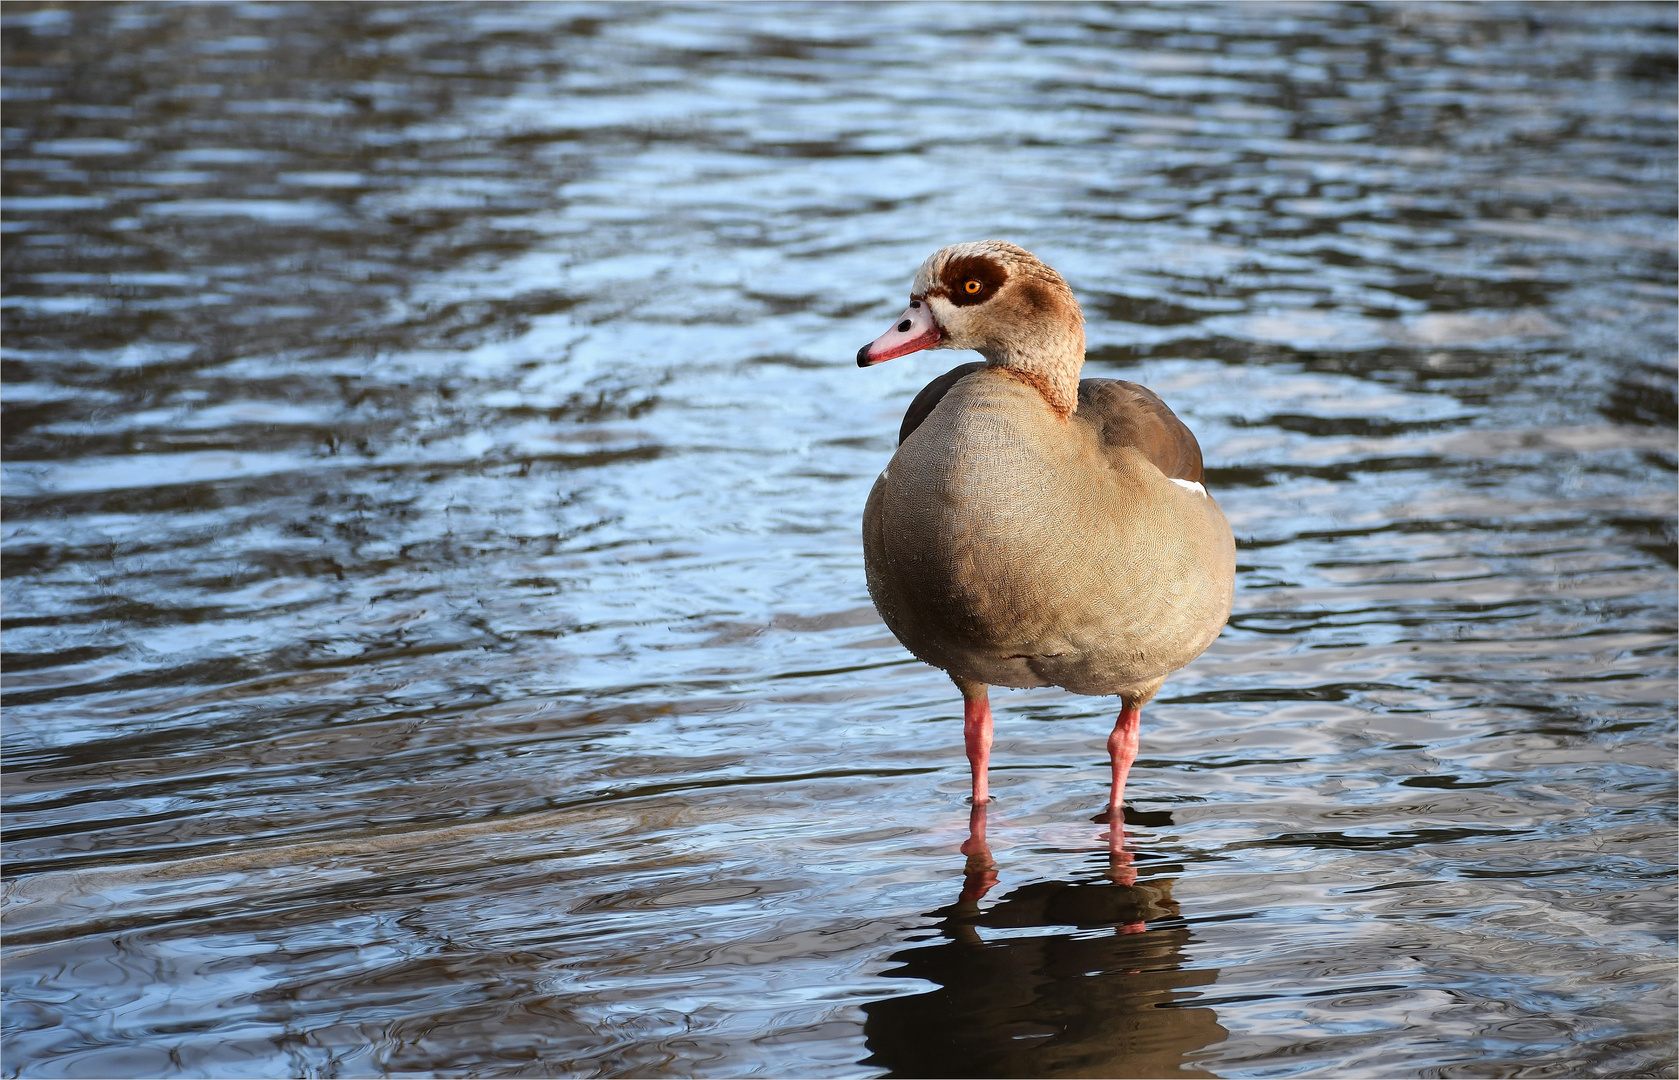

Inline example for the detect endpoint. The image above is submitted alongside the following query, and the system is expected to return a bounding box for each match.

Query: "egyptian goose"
[857,241,1235,819]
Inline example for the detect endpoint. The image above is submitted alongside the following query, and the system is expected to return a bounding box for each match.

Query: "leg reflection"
[1104,817,1146,933]
[861,816,1226,1077]
[958,803,999,907]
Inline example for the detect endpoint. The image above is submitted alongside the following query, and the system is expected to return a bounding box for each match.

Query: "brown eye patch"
[940,254,1007,307]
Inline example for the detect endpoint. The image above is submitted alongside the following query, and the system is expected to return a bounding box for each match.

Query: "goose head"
[856,240,1087,415]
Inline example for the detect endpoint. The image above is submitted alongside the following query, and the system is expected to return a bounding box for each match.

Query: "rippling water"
[3,3,1675,1077]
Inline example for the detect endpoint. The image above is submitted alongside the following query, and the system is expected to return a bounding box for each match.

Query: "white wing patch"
[1170,478,1207,497]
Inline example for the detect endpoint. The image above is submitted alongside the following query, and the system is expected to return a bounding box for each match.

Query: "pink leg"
[1107,704,1141,820]
[1105,706,1147,931]
[963,688,993,804]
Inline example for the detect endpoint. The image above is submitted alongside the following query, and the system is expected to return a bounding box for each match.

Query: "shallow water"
[2,3,1675,1077]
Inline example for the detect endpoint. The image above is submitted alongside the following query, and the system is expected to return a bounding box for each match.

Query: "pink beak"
[857,301,941,366]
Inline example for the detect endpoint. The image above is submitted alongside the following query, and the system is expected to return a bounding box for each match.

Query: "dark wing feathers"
[898,367,1205,489]
[898,362,985,444]
[1076,378,1205,485]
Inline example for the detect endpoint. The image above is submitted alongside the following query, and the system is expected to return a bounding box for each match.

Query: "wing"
[898,361,986,444]
[1076,378,1205,485]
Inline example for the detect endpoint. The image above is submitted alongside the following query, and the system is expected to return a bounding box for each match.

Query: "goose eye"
[964,280,982,294]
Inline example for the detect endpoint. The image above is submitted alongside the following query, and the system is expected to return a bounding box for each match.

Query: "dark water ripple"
[2,3,1675,1077]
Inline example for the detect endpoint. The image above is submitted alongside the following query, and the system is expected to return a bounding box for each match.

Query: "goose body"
[857,241,1235,816]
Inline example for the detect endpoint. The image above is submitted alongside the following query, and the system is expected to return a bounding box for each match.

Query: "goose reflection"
[862,806,1225,1078]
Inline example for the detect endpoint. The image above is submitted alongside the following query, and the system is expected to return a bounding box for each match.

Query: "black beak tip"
[855,345,873,367]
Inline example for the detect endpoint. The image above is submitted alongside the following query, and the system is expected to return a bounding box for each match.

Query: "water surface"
[3,3,1675,1077]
